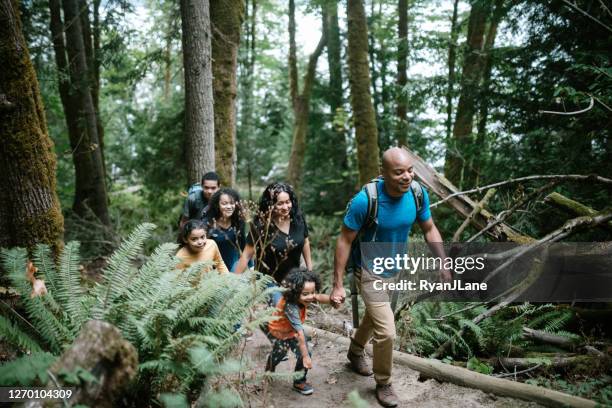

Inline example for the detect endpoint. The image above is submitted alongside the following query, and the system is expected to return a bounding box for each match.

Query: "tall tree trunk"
[471,0,505,186]
[240,0,256,200]
[324,1,348,170]
[180,0,216,184]
[286,2,327,192]
[79,0,105,175]
[445,0,460,143]
[62,0,111,225]
[444,0,489,188]
[211,0,244,187]
[286,34,327,192]
[348,0,381,185]
[368,0,381,127]
[396,0,408,147]
[0,0,64,251]
[288,0,298,111]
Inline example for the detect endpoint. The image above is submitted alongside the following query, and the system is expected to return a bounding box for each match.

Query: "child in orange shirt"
[264,267,332,395]
[176,219,228,274]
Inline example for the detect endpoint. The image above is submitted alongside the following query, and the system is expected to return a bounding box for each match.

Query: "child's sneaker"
[293,381,314,395]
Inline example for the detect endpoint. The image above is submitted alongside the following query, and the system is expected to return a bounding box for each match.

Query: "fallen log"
[402,148,534,243]
[544,192,612,233]
[308,325,597,408]
[522,327,580,350]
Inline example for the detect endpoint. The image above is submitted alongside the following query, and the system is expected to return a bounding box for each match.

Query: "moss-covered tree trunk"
[445,0,460,143]
[324,1,348,170]
[211,0,244,187]
[396,0,408,147]
[471,0,505,187]
[180,0,216,184]
[444,0,489,188]
[0,0,64,251]
[347,0,380,185]
[239,0,256,200]
[286,2,326,193]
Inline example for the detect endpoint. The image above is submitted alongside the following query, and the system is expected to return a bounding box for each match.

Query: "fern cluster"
[0,223,272,406]
[397,301,580,359]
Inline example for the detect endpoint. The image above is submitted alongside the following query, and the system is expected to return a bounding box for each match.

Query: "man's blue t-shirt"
[344,180,431,278]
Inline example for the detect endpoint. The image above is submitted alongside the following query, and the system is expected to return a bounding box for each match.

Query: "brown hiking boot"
[375,383,399,407]
[347,350,373,376]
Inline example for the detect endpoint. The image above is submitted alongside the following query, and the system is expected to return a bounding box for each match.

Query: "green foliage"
[0,224,271,405]
[398,302,582,360]
[526,374,612,406]
[466,356,493,375]
[0,352,56,386]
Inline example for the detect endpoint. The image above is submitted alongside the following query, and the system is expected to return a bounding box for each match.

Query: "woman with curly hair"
[235,182,313,303]
[203,188,251,272]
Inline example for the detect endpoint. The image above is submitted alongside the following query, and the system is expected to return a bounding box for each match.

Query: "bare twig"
[452,188,496,241]
[430,174,612,209]
[539,96,594,115]
[494,363,543,378]
[562,0,612,33]
[467,181,557,242]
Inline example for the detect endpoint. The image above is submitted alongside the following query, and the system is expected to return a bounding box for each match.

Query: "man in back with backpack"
[330,147,451,407]
[179,171,220,228]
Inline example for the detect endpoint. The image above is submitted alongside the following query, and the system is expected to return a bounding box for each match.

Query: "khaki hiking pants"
[348,270,396,385]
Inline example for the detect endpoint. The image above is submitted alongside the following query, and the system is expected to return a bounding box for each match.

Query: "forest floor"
[237,307,542,408]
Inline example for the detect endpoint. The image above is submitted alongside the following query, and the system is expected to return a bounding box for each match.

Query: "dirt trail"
[240,309,541,408]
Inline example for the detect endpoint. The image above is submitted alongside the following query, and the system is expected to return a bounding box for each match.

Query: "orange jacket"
[268,297,306,340]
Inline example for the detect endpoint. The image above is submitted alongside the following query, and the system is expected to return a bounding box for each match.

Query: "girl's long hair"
[206,188,245,229]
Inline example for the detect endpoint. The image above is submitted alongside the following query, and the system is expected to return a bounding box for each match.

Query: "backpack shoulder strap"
[410,180,424,212]
[363,177,382,230]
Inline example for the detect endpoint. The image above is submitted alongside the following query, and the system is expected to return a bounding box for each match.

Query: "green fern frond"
[56,241,87,334]
[92,223,156,318]
[0,315,42,353]
[32,244,57,294]
[2,248,71,353]
[0,352,56,386]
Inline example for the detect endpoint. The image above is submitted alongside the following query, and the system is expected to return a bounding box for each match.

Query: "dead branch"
[562,0,612,34]
[539,96,594,115]
[431,174,612,210]
[467,181,558,242]
[402,148,533,243]
[522,327,580,350]
[452,188,496,241]
[544,191,612,232]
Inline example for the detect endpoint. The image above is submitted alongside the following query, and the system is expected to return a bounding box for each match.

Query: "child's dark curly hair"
[281,267,321,304]
[177,219,208,246]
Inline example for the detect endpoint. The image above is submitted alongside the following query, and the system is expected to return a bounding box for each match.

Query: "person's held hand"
[303,355,313,369]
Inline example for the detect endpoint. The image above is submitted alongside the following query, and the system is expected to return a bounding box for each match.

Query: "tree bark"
[180,0,216,184]
[444,0,490,188]
[396,0,408,147]
[348,0,381,185]
[471,0,504,186]
[211,0,243,187]
[239,0,256,200]
[61,0,111,226]
[0,0,64,252]
[288,0,298,111]
[324,1,348,170]
[286,33,327,192]
[445,0,460,143]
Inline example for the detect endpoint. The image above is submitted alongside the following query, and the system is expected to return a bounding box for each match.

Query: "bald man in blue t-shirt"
[331,147,451,407]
